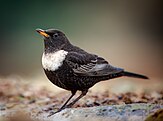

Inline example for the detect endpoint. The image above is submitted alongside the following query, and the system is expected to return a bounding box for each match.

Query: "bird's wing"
[65,52,123,76]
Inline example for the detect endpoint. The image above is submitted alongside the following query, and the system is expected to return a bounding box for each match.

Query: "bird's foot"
[47,104,73,117]
[47,109,63,117]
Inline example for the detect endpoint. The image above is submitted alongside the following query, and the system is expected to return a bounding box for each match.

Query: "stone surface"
[1,103,163,121]
[43,104,163,121]
[34,104,163,121]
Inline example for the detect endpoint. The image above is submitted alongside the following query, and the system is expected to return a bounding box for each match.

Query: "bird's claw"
[47,109,62,117]
[47,105,71,117]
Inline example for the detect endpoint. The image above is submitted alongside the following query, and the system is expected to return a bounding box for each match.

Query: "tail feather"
[123,71,149,79]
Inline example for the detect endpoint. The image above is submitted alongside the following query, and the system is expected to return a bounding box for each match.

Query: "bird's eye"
[53,33,59,38]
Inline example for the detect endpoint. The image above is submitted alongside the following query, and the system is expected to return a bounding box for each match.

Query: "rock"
[145,109,163,121]
[35,103,163,121]
[1,103,162,121]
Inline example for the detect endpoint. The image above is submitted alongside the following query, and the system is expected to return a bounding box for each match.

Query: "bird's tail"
[123,71,149,79]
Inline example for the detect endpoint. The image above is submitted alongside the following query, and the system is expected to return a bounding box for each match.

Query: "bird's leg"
[65,90,88,108]
[48,90,77,117]
[58,91,77,110]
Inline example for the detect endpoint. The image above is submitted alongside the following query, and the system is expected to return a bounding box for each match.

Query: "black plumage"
[36,28,148,116]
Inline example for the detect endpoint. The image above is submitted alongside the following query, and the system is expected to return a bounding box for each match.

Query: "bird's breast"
[42,50,68,71]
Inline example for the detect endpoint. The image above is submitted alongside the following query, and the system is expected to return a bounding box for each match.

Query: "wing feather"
[66,52,123,76]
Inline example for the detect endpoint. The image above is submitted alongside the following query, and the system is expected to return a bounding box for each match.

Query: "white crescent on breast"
[42,50,68,71]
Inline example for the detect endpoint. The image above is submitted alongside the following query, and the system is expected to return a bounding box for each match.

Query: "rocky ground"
[0,78,163,121]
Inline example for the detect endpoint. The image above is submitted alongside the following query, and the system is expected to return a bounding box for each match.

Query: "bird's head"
[36,28,69,52]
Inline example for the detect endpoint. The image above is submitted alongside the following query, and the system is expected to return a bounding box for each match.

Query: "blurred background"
[0,0,162,93]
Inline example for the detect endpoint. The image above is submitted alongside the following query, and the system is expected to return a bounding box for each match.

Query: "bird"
[36,28,148,116]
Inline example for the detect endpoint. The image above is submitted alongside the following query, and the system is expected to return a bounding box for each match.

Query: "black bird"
[36,28,148,116]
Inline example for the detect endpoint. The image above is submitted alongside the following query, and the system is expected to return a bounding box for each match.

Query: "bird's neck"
[44,39,71,54]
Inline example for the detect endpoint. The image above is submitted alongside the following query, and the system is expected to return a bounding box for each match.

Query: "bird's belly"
[44,67,99,91]
[44,62,113,91]
[44,71,68,91]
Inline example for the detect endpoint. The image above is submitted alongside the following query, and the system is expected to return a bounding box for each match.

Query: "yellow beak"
[36,29,49,38]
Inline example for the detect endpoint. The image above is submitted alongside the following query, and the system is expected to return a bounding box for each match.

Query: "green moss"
[129,104,154,111]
